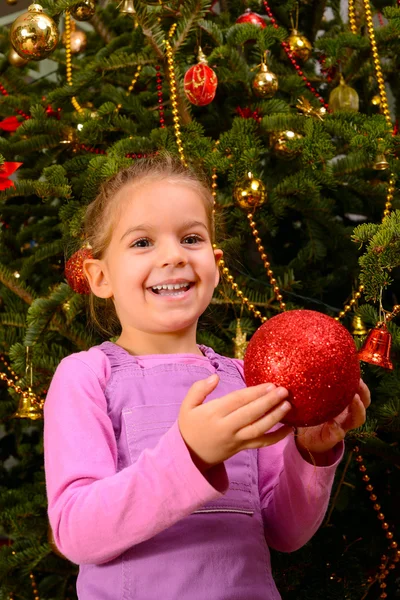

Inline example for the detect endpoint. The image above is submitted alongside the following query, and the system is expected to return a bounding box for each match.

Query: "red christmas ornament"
[236,8,266,28]
[45,104,62,119]
[0,161,22,190]
[0,116,22,131]
[183,48,218,107]
[236,106,262,122]
[244,310,360,427]
[65,247,93,294]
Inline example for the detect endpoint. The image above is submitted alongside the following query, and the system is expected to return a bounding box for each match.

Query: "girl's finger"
[340,395,366,432]
[212,383,278,417]
[245,424,293,449]
[234,397,292,440]
[358,379,371,408]
[226,387,289,432]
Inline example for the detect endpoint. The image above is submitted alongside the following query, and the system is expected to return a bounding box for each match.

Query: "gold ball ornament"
[252,62,278,99]
[70,0,96,21]
[6,0,18,5]
[271,130,302,159]
[329,74,359,112]
[371,94,381,107]
[8,48,28,67]
[234,172,267,209]
[287,29,312,62]
[62,28,87,53]
[10,3,59,61]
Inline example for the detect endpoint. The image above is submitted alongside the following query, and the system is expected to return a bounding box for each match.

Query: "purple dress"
[44,342,343,599]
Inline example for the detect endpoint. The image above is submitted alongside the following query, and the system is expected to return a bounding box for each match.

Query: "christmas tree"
[0,0,399,598]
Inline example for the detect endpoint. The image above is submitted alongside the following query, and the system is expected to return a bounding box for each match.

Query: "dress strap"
[199,345,245,382]
[97,341,140,370]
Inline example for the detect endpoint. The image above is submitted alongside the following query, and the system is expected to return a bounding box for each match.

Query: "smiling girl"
[44,154,370,599]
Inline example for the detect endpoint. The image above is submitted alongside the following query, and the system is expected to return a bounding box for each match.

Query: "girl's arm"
[44,350,228,565]
[257,432,343,552]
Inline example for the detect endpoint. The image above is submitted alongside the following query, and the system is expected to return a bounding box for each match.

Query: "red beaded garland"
[261,1,329,111]
[155,64,165,128]
[244,310,360,427]
[0,80,30,120]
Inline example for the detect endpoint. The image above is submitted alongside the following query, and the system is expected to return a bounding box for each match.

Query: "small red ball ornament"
[236,9,266,28]
[183,48,218,106]
[65,247,93,294]
[244,310,360,427]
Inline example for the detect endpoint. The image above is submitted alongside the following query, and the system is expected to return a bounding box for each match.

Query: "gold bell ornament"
[329,74,359,112]
[62,19,87,54]
[118,0,136,15]
[13,389,42,420]
[10,3,59,61]
[287,29,312,62]
[358,322,393,370]
[233,172,267,209]
[70,0,96,21]
[373,153,389,171]
[351,314,368,336]
[252,53,278,99]
[270,130,302,159]
[8,48,28,67]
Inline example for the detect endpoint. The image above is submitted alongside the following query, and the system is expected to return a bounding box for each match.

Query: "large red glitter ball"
[65,248,93,295]
[183,63,218,106]
[236,9,266,28]
[244,310,360,427]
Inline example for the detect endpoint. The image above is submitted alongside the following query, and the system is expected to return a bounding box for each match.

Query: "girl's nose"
[161,240,188,267]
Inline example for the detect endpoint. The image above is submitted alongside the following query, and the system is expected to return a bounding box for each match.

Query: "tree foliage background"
[0,0,399,598]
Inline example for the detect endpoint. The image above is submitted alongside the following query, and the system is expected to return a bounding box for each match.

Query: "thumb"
[183,374,219,410]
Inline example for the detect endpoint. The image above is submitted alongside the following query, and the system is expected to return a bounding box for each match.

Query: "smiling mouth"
[149,282,194,296]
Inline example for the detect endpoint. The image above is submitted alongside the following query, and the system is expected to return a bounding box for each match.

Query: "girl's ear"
[213,248,224,288]
[83,259,113,298]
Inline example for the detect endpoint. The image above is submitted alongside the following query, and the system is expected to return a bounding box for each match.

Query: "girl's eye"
[131,238,151,248]
[183,234,203,244]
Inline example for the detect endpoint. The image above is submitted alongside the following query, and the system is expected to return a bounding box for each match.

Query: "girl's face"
[84,179,223,352]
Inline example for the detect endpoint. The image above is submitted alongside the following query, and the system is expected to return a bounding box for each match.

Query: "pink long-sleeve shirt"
[44,342,343,599]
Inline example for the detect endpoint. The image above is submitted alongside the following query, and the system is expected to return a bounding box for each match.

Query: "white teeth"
[152,283,190,290]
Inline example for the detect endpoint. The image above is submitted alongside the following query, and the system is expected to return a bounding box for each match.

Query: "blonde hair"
[83,154,216,337]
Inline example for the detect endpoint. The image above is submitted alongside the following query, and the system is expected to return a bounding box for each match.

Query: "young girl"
[44,155,370,600]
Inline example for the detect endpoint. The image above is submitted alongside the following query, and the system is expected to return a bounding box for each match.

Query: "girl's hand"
[178,375,293,473]
[295,379,371,466]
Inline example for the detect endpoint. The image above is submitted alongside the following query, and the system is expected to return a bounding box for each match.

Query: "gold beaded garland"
[353,446,398,591]
[247,212,286,311]
[164,31,187,166]
[64,11,83,113]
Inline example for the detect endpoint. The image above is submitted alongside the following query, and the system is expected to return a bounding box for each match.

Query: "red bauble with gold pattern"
[65,247,93,294]
[244,310,360,427]
[236,8,266,28]
[183,49,218,107]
